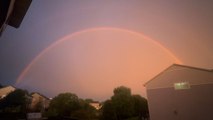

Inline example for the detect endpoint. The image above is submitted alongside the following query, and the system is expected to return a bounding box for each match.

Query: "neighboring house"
[144,64,213,120]
[29,92,50,112]
[0,85,16,99]
[89,102,102,110]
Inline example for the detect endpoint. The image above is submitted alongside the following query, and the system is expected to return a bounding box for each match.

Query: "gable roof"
[31,92,50,100]
[0,85,16,89]
[0,85,16,97]
[144,64,213,88]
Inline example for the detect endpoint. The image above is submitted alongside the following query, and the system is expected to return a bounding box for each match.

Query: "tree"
[0,89,30,113]
[111,86,134,120]
[101,100,117,120]
[71,99,96,120]
[132,95,149,120]
[84,98,94,103]
[46,93,80,117]
[113,86,131,96]
[101,86,150,120]
[45,93,97,120]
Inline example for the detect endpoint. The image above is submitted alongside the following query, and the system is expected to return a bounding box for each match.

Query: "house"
[89,102,102,110]
[0,85,16,99]
[29,92,50,112]
[144,64,213,120]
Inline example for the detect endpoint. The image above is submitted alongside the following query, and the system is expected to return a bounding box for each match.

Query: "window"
[174,82,190,90]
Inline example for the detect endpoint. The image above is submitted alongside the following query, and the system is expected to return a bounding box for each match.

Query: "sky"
[0,0,213,101]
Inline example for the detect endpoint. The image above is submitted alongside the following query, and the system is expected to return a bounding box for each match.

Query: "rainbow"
[16,27,182,83]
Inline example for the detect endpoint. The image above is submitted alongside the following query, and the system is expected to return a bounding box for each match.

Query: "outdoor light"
[174,82,190,90]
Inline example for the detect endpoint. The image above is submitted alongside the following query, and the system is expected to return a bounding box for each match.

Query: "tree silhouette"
[0,89,29,113]
[45,93,97,120]
[132,95,149,120]
[46,93,80,117]
[102,86,149,120]
[111,86,134,120]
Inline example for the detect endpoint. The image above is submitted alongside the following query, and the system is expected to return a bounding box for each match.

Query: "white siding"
[145,65,213,89]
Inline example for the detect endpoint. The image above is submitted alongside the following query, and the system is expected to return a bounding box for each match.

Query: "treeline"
[0,85,149,120]
[0,89,30,113]
[44,93,97,120]
[0,89,30,120]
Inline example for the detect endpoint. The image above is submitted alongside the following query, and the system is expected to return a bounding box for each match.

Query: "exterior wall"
[146,65,213,89]
[147,84,213,120]
[30,93,50,111]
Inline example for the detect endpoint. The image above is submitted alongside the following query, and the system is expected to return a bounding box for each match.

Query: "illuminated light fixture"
[174,82,190,90]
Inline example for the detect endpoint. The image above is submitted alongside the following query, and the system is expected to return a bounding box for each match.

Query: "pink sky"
[16,28,180,101]
[1,0,212,101]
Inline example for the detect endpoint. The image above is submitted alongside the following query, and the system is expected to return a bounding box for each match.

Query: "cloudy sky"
[0,0,212,101]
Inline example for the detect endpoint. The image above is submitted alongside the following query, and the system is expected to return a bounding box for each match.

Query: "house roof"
[3,85,16,88]
[0,85,16,97]
[144,64,213,89]
[31,92,50,100]
[0,85,16,90]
